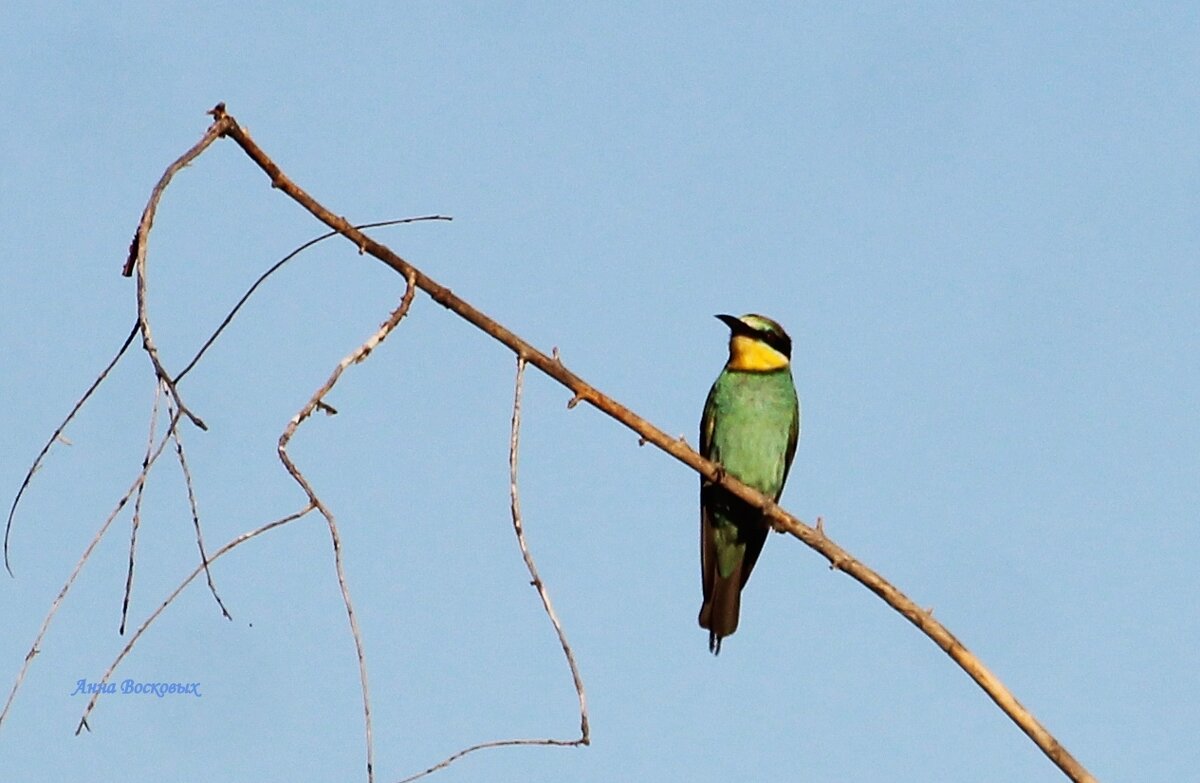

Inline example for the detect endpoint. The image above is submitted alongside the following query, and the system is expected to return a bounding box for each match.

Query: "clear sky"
[2,4,1198,782]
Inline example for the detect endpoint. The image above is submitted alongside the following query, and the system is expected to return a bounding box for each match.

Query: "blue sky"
[2,4,1198,781]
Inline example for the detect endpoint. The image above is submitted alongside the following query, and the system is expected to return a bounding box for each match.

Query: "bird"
[698,313,800,654]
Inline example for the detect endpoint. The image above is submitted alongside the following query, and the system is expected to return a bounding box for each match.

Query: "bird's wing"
[699,381,721,601]
[776,394,800,501]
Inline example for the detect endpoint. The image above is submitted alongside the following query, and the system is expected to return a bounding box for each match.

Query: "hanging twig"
[5,210,446,736]
[122,108,228,431]
[166,392,231,622]
[398,356,590,783]
[119,381,164,635]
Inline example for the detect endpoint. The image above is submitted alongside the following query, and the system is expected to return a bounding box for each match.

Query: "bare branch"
[508,358,589,744]
[122,108,234,431]
[5,217,449,575]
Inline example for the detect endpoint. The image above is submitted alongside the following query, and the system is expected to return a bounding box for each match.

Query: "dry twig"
[397,357,590,783]
[119,381,164,635]
[166,392,231,623]
[275,267,420,783]
[4,208,445,742]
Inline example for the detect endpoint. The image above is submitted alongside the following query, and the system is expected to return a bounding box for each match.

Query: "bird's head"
[716,313,792,372]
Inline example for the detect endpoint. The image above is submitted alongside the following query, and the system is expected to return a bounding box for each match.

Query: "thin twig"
[119,381,164,635]
[167,392,231,621]
[0,411,181,730]
[398,357,590,782]
[508,357,590,743]
[210,103,1096,783]
[4,320,140,576]
[75,504,314,733]
[175,216,450,383]
[275,268,419,783]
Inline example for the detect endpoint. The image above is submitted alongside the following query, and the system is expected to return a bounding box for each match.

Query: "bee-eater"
[699,314,800,654]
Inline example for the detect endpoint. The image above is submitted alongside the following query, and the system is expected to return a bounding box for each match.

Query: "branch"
[203,102,1096,783]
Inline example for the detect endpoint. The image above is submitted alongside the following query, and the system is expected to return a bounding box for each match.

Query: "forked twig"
[275,268,420,783]
[75,504,315,733]
[397,357,589,783]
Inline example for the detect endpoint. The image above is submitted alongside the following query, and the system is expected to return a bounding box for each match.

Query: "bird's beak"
[715,314,743,331]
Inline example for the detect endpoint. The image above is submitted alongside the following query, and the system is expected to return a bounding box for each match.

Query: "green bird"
[699,313,800,654]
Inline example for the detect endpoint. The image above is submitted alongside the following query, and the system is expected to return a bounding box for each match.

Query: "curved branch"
[275,267,420,783]
[4,320,139,576]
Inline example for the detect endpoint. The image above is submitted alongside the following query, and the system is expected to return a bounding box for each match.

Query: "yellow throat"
[727,334,790,372]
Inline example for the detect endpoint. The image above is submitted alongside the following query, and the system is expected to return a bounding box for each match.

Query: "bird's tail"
[699,560,742,655]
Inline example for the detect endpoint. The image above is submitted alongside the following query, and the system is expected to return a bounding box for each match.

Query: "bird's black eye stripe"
[760,329,792,359]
